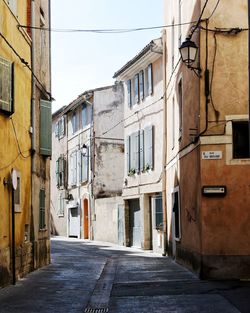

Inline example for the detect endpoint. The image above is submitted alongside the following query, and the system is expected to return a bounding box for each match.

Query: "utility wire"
[0,31,52,100]
[206,0,221,20]
[10,117,31,159]
[18,20,198,34]
[189,0,209,38]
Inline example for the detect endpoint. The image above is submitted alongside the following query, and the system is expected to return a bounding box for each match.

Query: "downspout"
[30,0,36,269]
[248,0,250,154]
[162,29,168,256]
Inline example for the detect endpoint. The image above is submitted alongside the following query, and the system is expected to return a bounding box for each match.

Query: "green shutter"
[39,189,46,229]
[40,99,52,156]
[0,57,14,115]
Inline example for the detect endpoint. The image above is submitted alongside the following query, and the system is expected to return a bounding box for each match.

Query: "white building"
[51,84,124,242]
[113,38,164,253]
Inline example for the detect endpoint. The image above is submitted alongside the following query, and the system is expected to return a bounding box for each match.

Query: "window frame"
[0,56,14,116]
[152,195,163,230]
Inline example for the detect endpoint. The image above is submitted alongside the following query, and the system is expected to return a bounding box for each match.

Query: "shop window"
[233,121,249,159]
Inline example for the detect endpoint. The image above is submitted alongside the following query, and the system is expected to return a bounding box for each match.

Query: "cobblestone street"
[0,237,250,313]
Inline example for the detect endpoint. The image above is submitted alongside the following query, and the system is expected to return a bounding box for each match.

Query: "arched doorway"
[83,198,89,239]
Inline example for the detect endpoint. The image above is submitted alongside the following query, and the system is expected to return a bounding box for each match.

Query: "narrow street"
[0,238,250,313]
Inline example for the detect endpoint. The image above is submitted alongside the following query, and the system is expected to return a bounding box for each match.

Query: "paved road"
[0,237,250,313]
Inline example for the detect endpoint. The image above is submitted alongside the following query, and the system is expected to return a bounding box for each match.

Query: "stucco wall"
[0,0,32,286]
[94,196,123,244]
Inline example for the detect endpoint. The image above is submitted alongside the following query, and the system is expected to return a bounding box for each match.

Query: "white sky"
[51,0,163,112]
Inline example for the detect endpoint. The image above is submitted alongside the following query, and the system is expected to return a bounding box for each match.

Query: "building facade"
[164,0,250,278]
[114,38,165,253]
[51,84,124,243]
[0,0,51,287]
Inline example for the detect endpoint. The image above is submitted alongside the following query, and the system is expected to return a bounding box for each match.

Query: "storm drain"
[84,308,108,313]
[84,257,117,313]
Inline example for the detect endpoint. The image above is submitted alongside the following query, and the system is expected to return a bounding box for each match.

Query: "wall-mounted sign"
[202,151,222,160]
[202,185,227,197]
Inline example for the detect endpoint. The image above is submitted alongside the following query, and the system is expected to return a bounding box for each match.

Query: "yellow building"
[0,0,51,287]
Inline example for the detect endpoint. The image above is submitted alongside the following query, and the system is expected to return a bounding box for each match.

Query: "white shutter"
[147,64,153,95]
[126,136,130,173]
[139,129,144,172]
[135,131,140,173]
[144,125,154,170]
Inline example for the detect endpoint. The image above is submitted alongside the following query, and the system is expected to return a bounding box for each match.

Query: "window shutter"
[81,149,88,182]
[73,151,77,185]
[134,74,139,103]
[126,136,130,173]
[40,99,52,156]
[139,70,144,100]
[135,131,140,173]
[145,125,154,170]
[56,159,59,186]
[148,64,153,95]
[0,57,14,115]
[139,129,144,172]
[39,189,46,229]
[127,80,132,108]
[55,122,59,137]
[82,103,87,127]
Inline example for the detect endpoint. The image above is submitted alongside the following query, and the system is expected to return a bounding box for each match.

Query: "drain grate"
[84,308,109,313]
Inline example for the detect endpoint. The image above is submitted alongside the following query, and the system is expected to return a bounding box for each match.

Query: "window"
[233,121,249,159]
[178,79,183,139]
[71,111,77,134]
[139,70,144,100]
[39,189,46,229]
[172,188,181,240]
[55,116,66,139]
[126,126,154,174]
[82,103,88,128]
[172,97,175,149]
[70,151,77,186]
[58,193,64,217]
[144,125,154,170]
[80,148,89,182]
[56,155,65,188]
[134,74,139,103]
[127,80,132,107]
[0,56,14,115]
[40,99,52,156]
[171,19,175,71]
[14,172,21,212]
[147,64,153,95]
[178,0,182,48]
[152,196,163,230]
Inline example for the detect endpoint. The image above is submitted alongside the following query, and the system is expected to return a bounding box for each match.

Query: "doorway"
[83,199,89,239]
[69,207,79,238]
[129,199,141,248]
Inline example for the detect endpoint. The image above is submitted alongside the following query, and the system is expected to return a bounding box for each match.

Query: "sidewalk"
[0,237,249,313]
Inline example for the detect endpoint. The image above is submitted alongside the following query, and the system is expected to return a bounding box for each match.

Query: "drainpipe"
[162,29,168,256]
[30,0,36,269]
[248,0,250,154]
[11,185,16,285]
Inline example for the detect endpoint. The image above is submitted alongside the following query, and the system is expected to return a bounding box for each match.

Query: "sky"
[51,0,163,112]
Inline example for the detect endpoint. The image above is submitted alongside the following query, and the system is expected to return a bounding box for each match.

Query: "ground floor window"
[152,195,163,230]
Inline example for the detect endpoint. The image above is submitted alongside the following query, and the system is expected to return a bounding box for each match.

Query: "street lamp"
[81,143,88,156]
[179,37,201,76]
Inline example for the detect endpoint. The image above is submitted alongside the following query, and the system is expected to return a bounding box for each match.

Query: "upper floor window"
[0,56,14,115]
[82,103,88,128]
[126,125,154,175]
[126,63,153,108]
[70,151,77,186]
[55,116,66,139]
[71,111,77,134]
[233,121,249,159]
[56,155,66,188]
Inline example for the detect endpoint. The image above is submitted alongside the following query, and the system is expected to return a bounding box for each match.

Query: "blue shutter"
[134,74,139,103]
[145,125,154,170]
[135,131,140,173]
[139,70,144,100]
[148,64,153,95]
[126,136,130,173]
[139,129,144,172]
[40,100,52,156]
[127,80,132,108]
